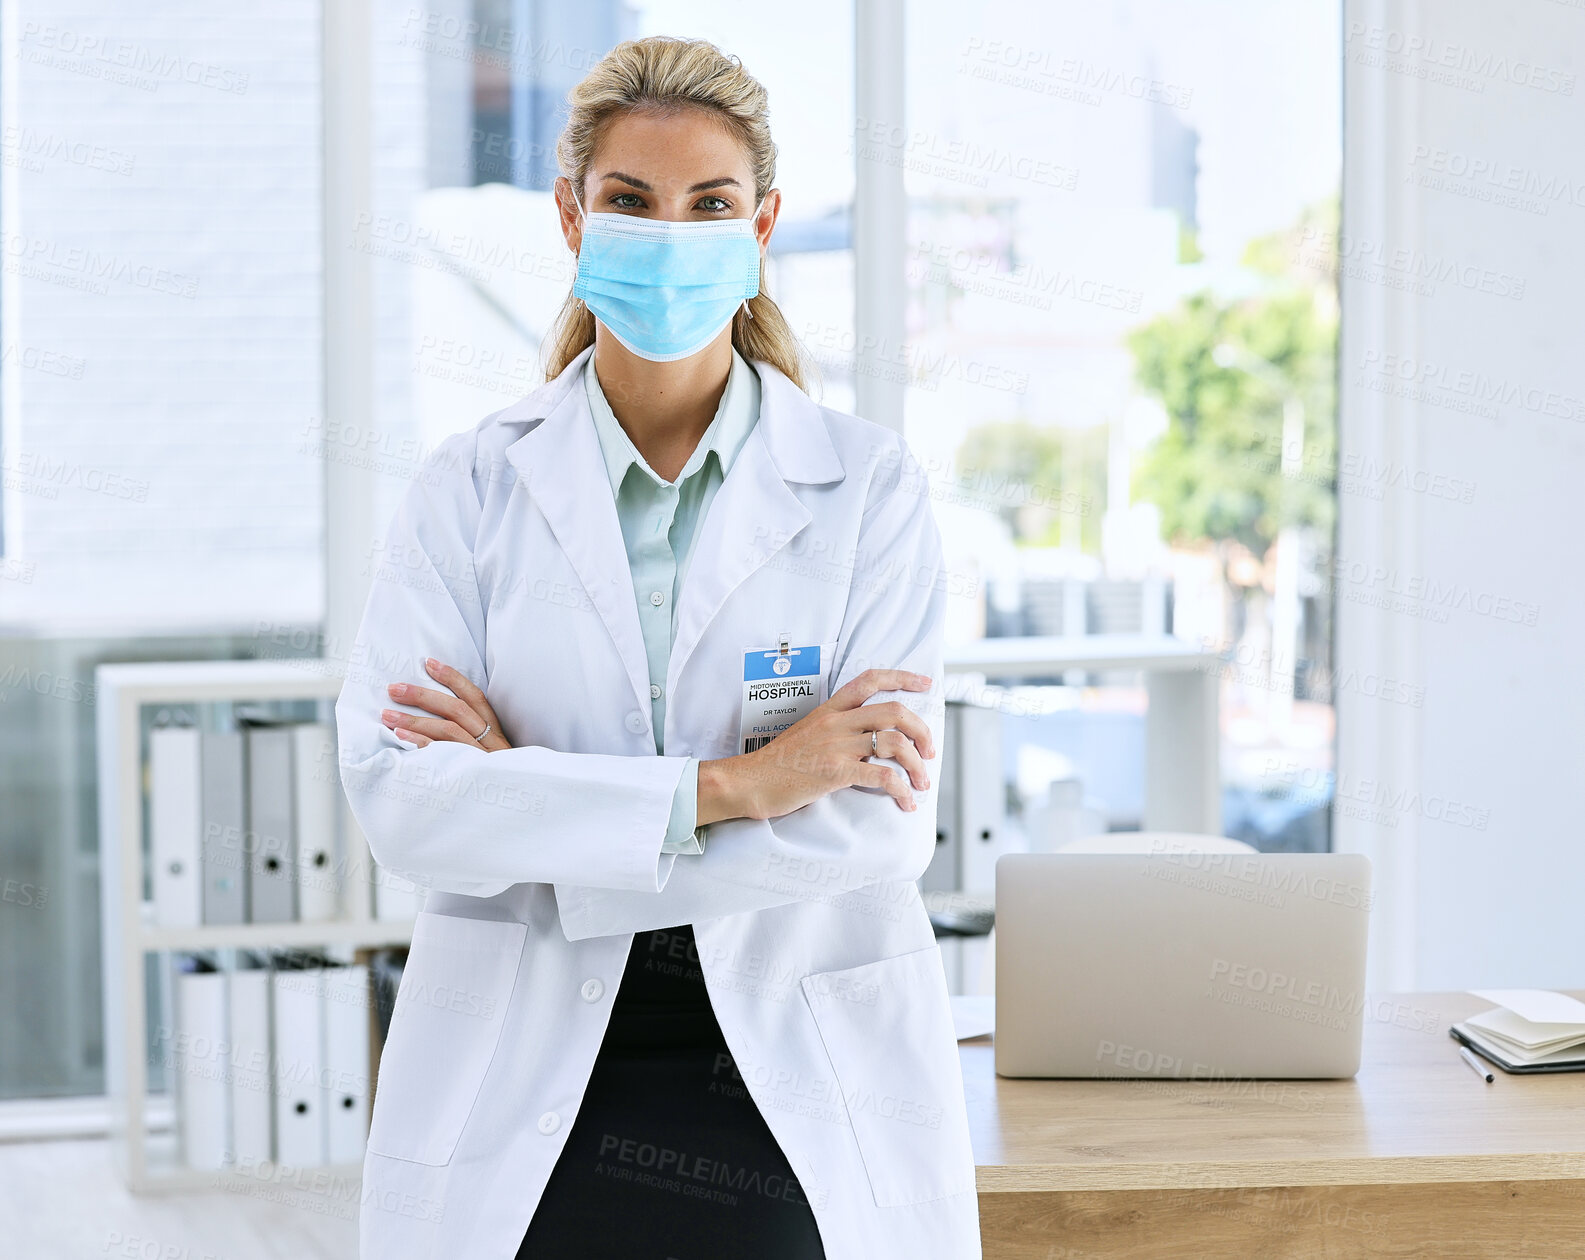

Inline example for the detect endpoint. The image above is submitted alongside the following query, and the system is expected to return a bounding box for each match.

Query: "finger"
[382,709,479,746]
[850,700,936,759]
[866,730,931,791]
[387,681,482,733]
[852,761,916,811]
[827,668,932,711]
[391,725,432,749]
[424,659,504,731]
[394,711,504,751]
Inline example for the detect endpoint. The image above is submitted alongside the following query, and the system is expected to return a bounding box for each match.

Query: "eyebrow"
[599,171,744,194]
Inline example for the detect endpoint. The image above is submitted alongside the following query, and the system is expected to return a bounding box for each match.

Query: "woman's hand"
[380,657,513,752]
[699,668,937,823]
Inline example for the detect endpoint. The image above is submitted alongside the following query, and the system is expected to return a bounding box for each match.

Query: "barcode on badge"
[744,735,776,752]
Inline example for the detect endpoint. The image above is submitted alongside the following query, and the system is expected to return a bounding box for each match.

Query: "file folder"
[246,724,297,923]
[322,964,371,1163]
[150,727,202,929]
[375,870,422,921]
[200,730,247,925]
[292,722,340,922]
[920,701,961,894]
[228,955,272,1166]
[271,963,326,1166]
[956,701,1009,894]
[174,961,229,1170]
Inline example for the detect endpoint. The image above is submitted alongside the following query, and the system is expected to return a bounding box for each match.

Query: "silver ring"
[474,722,492,744]
[870,729,879,757]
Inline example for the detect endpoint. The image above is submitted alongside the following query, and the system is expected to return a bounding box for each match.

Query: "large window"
[901,2,1342,849]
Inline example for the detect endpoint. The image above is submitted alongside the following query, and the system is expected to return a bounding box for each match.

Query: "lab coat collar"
[583,345,760,498]
[499,342,843,485]
[496,342,844,738]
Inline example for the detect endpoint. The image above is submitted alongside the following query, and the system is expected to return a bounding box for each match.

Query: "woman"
[336,36,982,1260]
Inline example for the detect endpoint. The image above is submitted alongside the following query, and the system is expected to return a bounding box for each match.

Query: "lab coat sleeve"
[658,758,704,855]
[335,428,692,899]
[554,444,948,940]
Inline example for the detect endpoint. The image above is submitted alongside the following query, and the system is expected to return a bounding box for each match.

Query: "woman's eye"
[611,192,644,209]
[697,196,730,213]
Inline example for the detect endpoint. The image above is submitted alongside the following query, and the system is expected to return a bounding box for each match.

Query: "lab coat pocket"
[366,911,527,1166]
[800,943,976,1207]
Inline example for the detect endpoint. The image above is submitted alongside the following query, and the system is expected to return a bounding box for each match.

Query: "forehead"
[590,105,752,190]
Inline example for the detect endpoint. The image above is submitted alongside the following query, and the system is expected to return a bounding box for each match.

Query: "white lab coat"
[335,343,981,1259]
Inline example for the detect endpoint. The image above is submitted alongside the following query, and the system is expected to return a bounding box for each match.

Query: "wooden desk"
[961,990,1585,1258]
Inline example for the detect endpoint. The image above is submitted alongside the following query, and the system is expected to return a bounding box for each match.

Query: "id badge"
[739,633,825,754]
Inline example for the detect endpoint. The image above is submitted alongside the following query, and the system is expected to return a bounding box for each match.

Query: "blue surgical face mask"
[569,182,765,363]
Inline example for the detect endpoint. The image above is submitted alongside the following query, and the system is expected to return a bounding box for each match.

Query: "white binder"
[174,964,229,1170]
[322,964,371,1164]
[922,700,1009,893]
[150,727,202,929]
[920,703,960,894]
[228,958,273,1167]
[271,964,326,1166]
[955,701,1010,894]
[374,869,422,921]
[292,722,340,922]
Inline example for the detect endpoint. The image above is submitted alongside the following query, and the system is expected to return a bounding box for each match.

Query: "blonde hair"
[543,36,813,392]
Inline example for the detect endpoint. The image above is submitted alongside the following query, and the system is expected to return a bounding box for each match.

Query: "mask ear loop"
[742,194,768,322]
[568,181,588,313]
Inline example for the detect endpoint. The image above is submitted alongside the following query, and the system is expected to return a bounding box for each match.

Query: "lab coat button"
[625,710,646,733]
[538,1111,560,1135]
[581,978,605,1002]
[649,589,665,606]
[650,683,662,699]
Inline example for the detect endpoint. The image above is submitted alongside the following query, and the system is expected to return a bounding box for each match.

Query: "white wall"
[1338,0,1585,989]
[0,0,324,635]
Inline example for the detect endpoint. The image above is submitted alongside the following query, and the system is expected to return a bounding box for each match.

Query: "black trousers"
[517,924,828,1259]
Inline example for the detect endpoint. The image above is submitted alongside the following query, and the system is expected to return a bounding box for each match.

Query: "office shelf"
[941,634,1222,835]
[133,1127,365,1197]
[95,659,415,1193]
[138,918,416,953]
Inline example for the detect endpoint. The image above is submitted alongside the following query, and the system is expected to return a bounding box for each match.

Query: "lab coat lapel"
[501,348,847,745]
[664,359,846,743]
[505,347,654,722]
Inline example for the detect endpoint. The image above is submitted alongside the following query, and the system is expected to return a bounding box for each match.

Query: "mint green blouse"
[582,347,762,857]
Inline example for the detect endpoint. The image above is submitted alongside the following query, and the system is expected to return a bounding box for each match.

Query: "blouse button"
[650,683,662,699]
[649,590,665,606]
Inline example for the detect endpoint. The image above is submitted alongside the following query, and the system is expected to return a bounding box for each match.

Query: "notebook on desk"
[1450,989,1585,1074]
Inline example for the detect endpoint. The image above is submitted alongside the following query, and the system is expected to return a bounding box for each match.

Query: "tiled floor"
[6,1137,356,1259]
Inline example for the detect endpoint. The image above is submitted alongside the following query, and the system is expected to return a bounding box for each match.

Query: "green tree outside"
[1129,201,1339,565]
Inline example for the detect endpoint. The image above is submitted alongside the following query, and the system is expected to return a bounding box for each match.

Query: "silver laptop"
[994,852,1373,1079]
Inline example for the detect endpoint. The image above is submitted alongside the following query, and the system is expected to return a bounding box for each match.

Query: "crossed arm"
[336,427,949,938]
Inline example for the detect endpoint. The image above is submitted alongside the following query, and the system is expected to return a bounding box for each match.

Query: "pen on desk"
[1458,1045,1494,1083]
